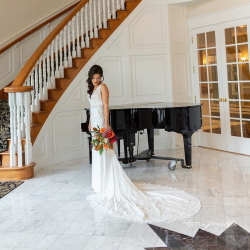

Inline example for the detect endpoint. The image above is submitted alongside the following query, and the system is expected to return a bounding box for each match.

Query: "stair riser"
[32,112,48,124]
[72,58,88,68]
[1,153,25,165]
[64,68,80,78]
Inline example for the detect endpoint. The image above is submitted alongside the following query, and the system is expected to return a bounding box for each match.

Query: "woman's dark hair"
[87,65,104,96]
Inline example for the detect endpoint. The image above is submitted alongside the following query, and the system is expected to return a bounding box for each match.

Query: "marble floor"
[0,147,250,249]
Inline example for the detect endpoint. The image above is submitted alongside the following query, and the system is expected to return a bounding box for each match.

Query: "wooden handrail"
[0,1,81,55]
[7,0,89,90]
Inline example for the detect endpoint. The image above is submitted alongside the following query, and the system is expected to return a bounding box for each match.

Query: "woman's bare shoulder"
[101,83,109,91]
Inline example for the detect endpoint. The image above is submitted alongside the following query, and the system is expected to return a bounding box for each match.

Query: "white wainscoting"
[33,0,193,168]
[0,13,69,91]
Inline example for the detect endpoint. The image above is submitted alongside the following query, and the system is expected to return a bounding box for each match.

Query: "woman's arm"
[101,84,111,131]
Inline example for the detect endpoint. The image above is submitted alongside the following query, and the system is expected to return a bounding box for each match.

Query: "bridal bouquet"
[91,126,117,155]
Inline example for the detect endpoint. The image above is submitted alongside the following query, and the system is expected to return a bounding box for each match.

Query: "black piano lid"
[84,102,202,110]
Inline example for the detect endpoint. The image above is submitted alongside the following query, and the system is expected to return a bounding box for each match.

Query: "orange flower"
[106,131,115,139]
[100,128,106,133]
[103,144,109,149]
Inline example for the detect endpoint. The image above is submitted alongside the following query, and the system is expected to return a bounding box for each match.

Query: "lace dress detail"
[87,85,201,223]
[87,83,104,127]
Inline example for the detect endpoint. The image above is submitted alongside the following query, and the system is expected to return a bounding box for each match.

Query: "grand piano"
[81,102,202,170]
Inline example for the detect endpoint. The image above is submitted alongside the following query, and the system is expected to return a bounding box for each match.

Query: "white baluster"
[121,0,125,10]
[20,95,25,138]
[116,0,121,10]
[80,7,86,48]
[76,12,81,56]
[63,27,69,68]
[85,4,90,47]
[16,92,23,167]
[67,22,73,67]
[8,93,16,167]
[47,45,52,89]
[93,0,98,38]
[38,58,44,101]
[50,40,56,88]
[102,0,107,28]
[34,63,40,112]
[55,36,60,78]
[30,70,36,112]
[111,0,116,19]
[42,53,48,100]
[72,17,77,57]
[24,92,32,165]
[107,0,111,19]
[89,0,94,39]
[98,0,102,29]
[59,31,64,78]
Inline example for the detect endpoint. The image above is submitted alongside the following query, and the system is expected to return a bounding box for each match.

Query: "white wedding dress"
[86,83,201,223]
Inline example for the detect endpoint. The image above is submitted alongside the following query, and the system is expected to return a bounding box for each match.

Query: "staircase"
[1,0,142,181]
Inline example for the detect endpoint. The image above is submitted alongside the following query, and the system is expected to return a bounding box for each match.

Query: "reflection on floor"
[147,223,250,250]
[0,147,250,249]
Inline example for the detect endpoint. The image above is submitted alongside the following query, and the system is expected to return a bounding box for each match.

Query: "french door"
[192,19,250,155]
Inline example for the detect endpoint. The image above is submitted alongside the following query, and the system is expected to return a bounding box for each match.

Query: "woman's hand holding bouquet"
[91,126,117,155]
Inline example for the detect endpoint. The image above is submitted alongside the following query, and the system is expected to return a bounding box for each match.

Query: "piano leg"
[88,136,92,164]
[147,129,154,155]
[182,132,193,169]
[117,139,121,157]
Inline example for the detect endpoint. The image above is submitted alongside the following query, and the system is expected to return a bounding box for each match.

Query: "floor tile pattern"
[0,147,250,249]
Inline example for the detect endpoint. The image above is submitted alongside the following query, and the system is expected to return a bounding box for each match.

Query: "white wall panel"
[108,33,124,50]
[19,32,43,67]
[170,6,187,48]
[130,7,166,49]
[34,132,48,158]
[131,55,166,97]
[96,57,125,99]
[0,50,13,80]
[53,111,83,154]
[172,54,190,100]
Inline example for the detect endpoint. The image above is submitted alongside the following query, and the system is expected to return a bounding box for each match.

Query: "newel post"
[4,86,33,167]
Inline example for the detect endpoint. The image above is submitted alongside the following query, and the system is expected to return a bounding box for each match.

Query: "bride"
[86,65,201,223]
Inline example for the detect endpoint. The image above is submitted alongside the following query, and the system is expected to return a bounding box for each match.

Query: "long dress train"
[86,83,201,223]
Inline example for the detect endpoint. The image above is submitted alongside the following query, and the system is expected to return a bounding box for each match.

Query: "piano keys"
[81,102,202,170]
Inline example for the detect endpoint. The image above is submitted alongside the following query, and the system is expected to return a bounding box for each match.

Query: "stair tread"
[0,150,25,155]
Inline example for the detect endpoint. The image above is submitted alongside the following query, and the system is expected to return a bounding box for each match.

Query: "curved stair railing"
[3,0,141,174]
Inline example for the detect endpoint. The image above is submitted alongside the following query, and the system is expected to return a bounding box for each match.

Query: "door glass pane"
[240,82,250,99]
[242,120,250,138]
[207,49,217,64]
[236,25,248,43]
[197,31,220,135]
[228,82,239,99]
[200,83,208,98]
[210,83,219,99]
[229,101,240,118]
[198,50,207,65]
[226,46,237,63]
[238,44,248,62]
[207,31,216,47]
[241,101,250,119]
[201,100,209,116]
[202,117,210,133]
[238,63,250,80]
[210,100,220,116]
[197,33,206,49]
[225,27,235,45]
[212,118,221,134]
[230,119,241,137]
[227,64,238,81]
[199,67,207,81]
[208,66,218,81]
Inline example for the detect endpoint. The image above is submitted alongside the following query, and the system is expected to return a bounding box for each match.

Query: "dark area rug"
[0,181,24,198]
